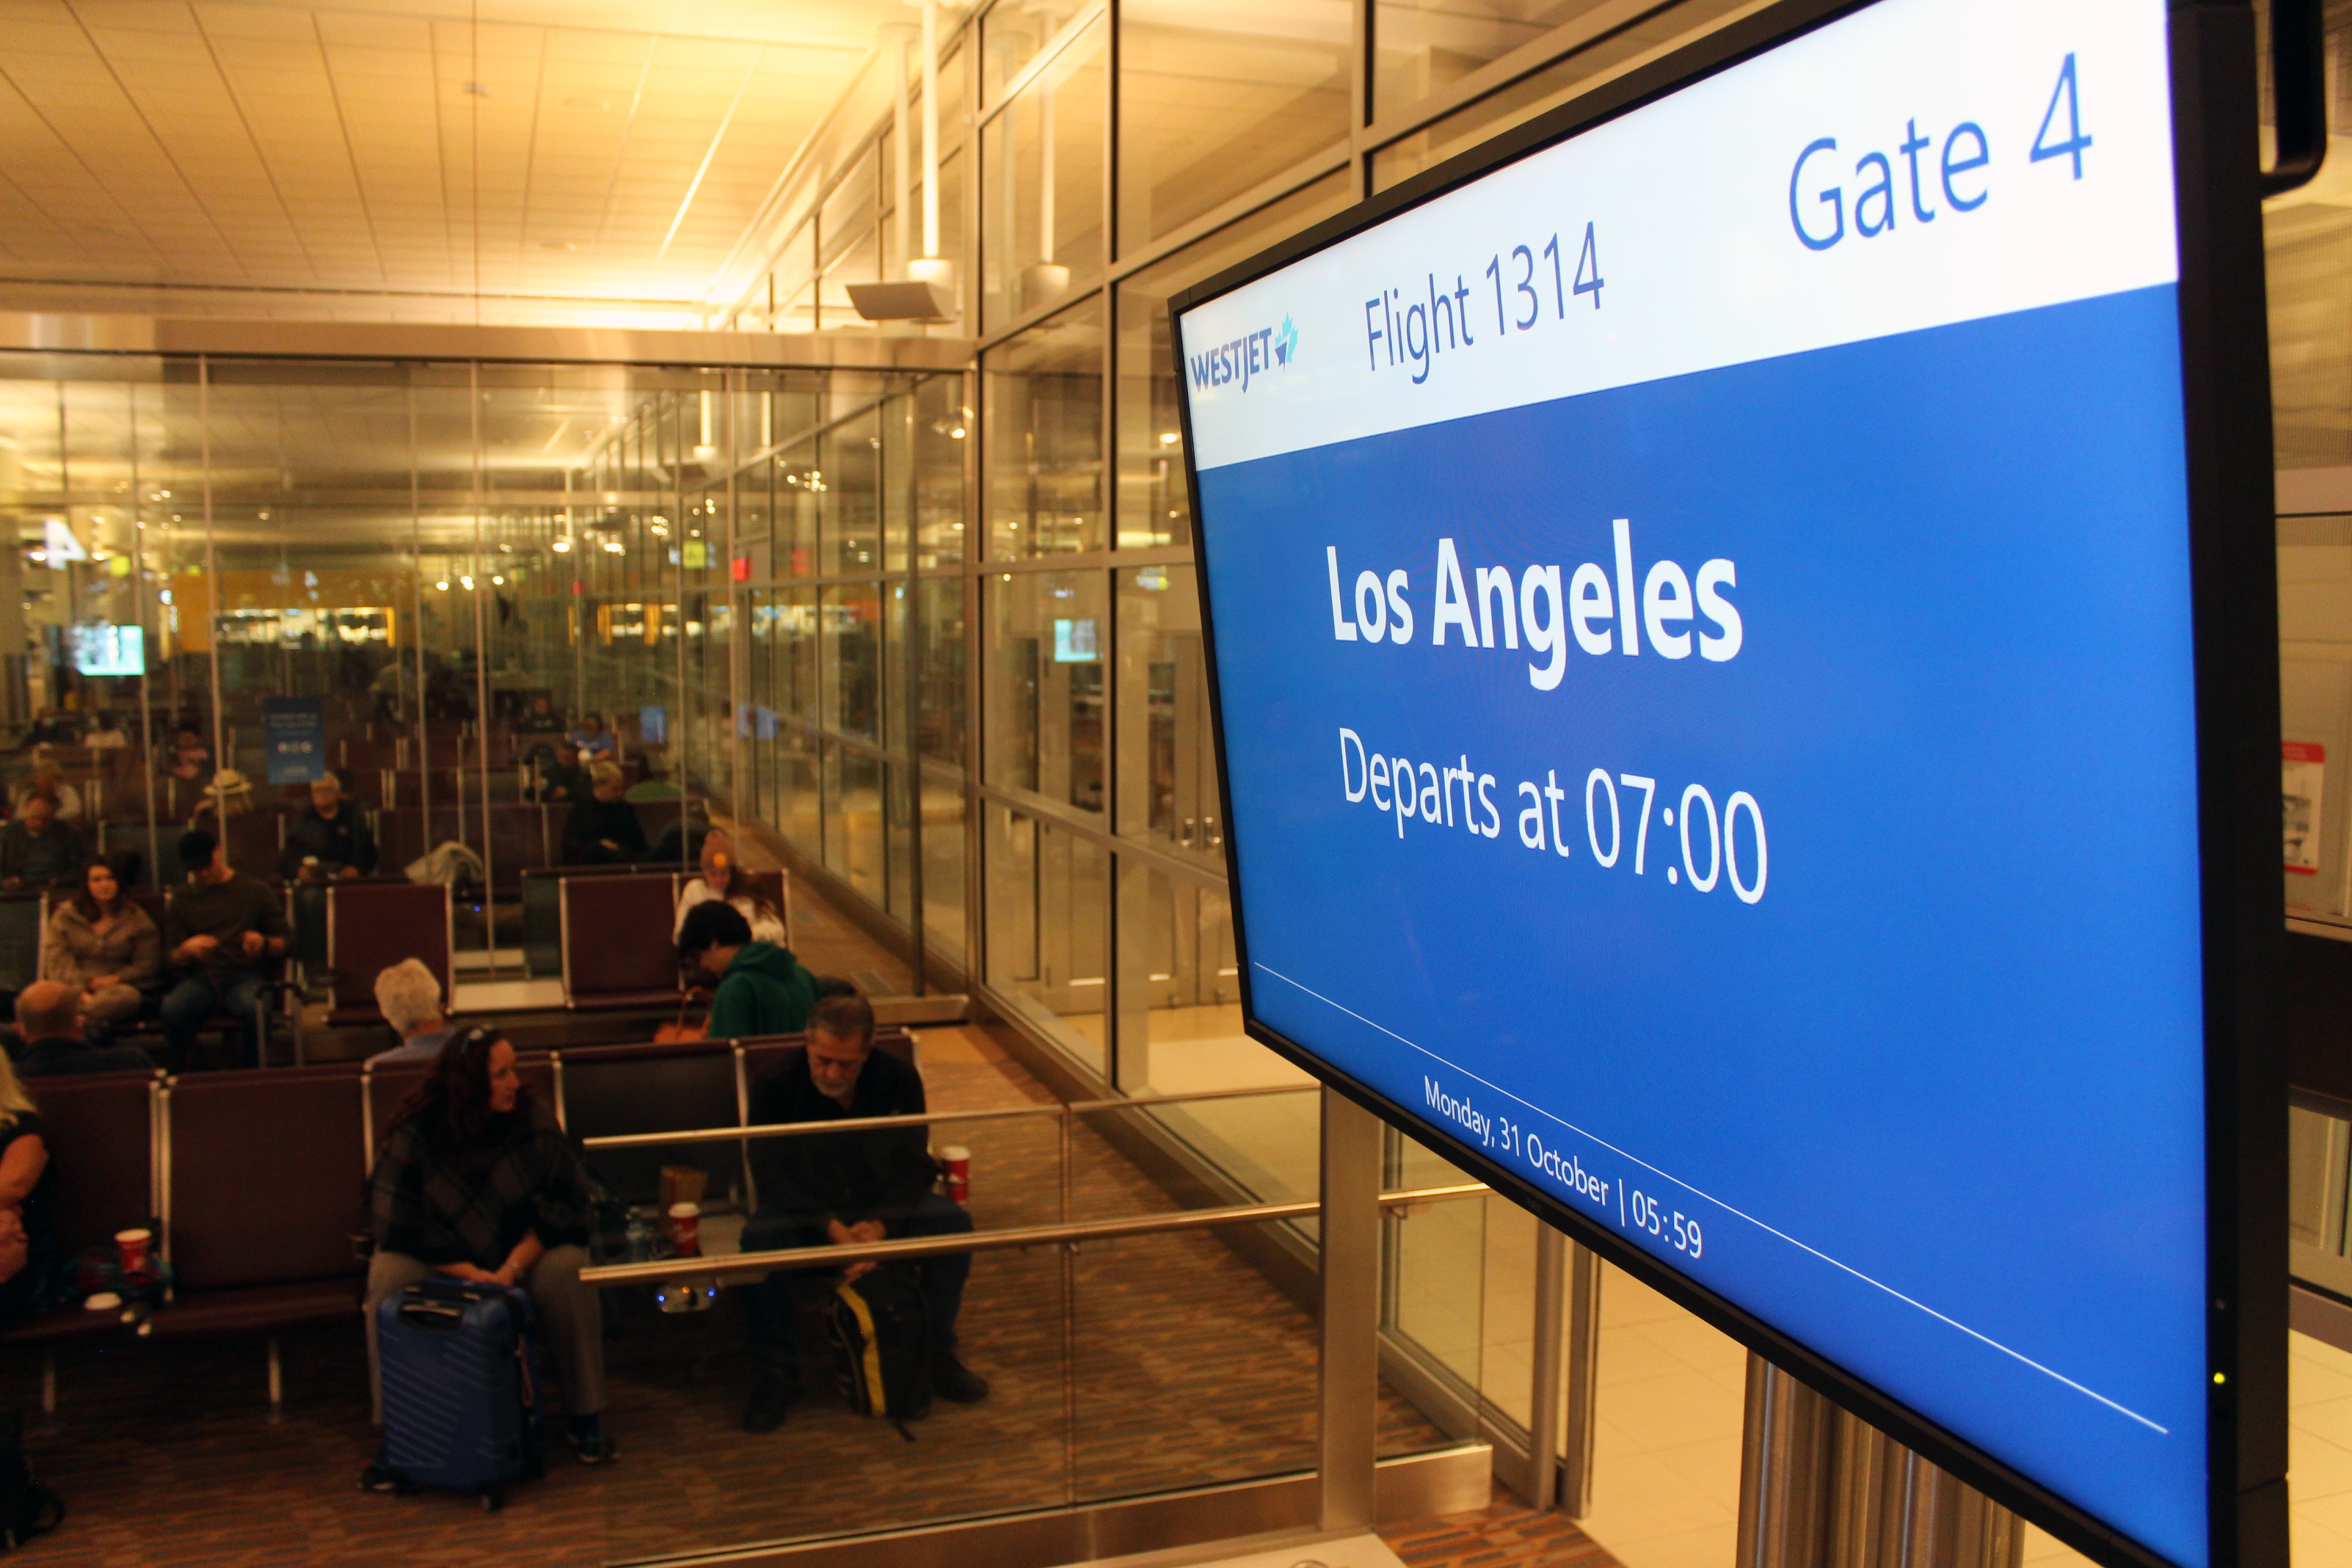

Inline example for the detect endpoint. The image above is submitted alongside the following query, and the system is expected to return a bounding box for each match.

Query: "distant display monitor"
[1053,617,1099,662]
[1173,2,2279,1565]
[67,623,142,678]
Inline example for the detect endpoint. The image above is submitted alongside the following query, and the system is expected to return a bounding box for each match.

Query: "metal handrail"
[577,1181,1490,1288]
[578,1081,1320,1151]
[1068,1084,1318,1114]
[582,1102,1054,1149]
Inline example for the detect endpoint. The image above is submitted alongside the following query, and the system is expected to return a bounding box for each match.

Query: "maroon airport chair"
[559,873,687,1011]
[0,1070,163,1409]
[321,881,453,1028]
[149,1065,368,1412]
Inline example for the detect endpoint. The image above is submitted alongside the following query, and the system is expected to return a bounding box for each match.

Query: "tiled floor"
[1567,1277,2352,1568]
[1576,1267,1748,1568]
[2287,1328,2352,1565]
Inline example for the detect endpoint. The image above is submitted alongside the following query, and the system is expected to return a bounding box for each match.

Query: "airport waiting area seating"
[311,880,453,1029]
[529,864,787,1009]
[0,1028,915,1413]
[0,852,778,1050]
[126,877,451,1054]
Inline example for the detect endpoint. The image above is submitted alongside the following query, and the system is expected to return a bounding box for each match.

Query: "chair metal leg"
[266,1334,283,1422]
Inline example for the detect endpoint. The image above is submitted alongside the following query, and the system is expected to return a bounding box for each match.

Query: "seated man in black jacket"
[738,994,988,1431]
[278,774,378,882]
[0,792,86,890]
[561,762,645,865]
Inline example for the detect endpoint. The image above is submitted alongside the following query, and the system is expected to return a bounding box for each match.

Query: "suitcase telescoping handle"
[397,1276,532,1331]
[397,1298,468,1330]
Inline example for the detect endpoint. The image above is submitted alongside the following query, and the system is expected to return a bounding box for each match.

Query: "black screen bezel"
[1166,3,2287,1565]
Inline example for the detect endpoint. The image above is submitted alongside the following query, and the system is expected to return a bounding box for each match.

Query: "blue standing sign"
[264,698,326,785]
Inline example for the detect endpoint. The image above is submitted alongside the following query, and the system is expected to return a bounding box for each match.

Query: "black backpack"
[826,1266,931,1438]
[0,1413,61,1552]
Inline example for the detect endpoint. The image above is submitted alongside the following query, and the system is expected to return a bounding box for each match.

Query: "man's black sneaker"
[742,1371,799,1433]
[567,1416,617,1465]
[358,1462,402,1493]
[932,1353,990,1404]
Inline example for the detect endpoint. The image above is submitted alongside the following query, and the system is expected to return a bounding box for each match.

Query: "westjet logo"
[1190,314,1298,393]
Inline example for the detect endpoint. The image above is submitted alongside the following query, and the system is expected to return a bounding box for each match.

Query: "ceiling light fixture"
[552,537,572,553]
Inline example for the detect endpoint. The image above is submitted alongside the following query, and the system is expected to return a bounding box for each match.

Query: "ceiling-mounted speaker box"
[847,280,956,321]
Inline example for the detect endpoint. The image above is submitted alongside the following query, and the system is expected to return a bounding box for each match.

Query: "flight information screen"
[1176,1,2210,1563]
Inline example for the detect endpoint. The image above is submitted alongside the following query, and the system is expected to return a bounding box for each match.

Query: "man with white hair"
[365,959,456,1064]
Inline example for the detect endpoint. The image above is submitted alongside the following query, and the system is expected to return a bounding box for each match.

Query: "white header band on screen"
[1177,0,2180,473]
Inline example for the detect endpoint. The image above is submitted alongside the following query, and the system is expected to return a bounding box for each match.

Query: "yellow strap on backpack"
[836,1280,887,1414]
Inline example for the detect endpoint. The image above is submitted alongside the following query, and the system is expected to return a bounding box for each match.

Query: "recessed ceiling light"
[539,240,578,252]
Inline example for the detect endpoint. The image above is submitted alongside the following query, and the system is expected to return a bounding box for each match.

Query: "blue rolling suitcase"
[375,1278,547,1511]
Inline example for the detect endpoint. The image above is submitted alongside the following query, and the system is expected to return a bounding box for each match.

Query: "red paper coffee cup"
[941,1145,971,1204]
[116,1227,152,1277]
[666,1202,700,1258]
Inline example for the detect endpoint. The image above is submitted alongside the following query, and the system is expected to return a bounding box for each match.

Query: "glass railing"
[570,1085,1486,1560]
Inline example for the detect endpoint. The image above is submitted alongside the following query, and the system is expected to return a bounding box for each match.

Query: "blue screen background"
[1196,284,2209,1565]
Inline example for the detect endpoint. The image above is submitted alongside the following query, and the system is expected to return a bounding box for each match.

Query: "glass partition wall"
[0,352,962,981]
[0,0,1893,1541]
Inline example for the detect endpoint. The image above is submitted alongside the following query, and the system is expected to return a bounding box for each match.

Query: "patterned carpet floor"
[1379,1486,1628,1568]
[0,1037,1450,1565]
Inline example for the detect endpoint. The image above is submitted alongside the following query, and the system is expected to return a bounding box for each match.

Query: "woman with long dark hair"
[40,855,160,1044]
[359,1027,614,1489]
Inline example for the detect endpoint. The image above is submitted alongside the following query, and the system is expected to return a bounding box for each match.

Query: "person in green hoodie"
[678,900,821,1041]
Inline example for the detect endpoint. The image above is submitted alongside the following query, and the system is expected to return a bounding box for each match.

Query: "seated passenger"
[41,856,161,1044]
[279,773,379,882]
[186,767,253,828]
[160,725,211,785]
[0,792,86,890]
[82,713,128,753]
[0,1053,55,1324]
[521,743,580,804]
[12,747,82,822]
[161,829,289,1071]
[561,762,645,865]
[13,981,154,1078]
[672,832,785,947]
[367,958,457,1064]
[738,995,988,1431]
[361,1026,613,1482]
[677,901,818,1040]
[566,712,618,765]
[515,694,568,736]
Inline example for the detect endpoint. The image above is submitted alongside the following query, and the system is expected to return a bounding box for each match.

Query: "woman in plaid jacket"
[361,1027,615,1486]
